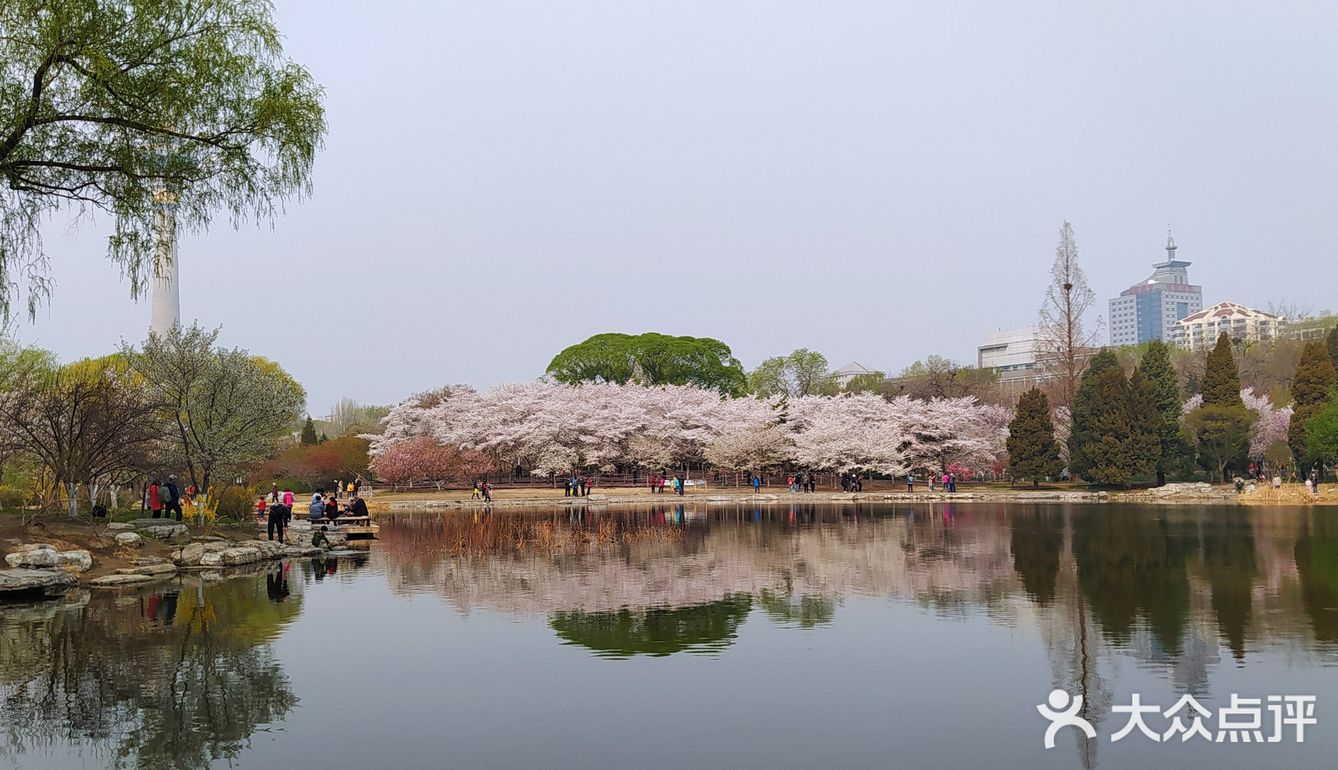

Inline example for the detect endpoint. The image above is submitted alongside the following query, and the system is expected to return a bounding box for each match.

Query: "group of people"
[258,484,369,544]
[330,477,363,500]
[471,480,495,501]
[904,472,960,492]
[564,476,595,497]
[648,474,685,495]
[145,476,185,521]
[837,473,860,493]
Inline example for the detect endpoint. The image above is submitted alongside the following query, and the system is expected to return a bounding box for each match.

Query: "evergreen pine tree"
[1288,340,1338,472]
[1201,333,1244,408]
[1006,388,1063,486]
[300,416,318,445]
[1068,349,1121,479]
[1186,334,1252,481]
[1077,366,1145,486]
[1127,368,1163,482]
[1136,340,1183,485]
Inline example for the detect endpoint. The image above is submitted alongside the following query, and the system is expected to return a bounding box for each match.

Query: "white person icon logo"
[1038,690,1097,749]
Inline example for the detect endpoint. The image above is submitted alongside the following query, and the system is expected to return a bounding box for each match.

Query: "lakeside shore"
[367,481,1337,512]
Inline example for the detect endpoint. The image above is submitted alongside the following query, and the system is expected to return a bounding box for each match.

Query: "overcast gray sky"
[18,0,1338,415]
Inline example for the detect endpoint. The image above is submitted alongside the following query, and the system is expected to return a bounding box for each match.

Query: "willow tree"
[0,0,325,319]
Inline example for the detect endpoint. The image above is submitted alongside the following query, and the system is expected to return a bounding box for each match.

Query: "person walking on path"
[148,479,163,519]
[270,484,280,504]
[282,488,295,509]
[163,476,183,521]
[752,475,762,494]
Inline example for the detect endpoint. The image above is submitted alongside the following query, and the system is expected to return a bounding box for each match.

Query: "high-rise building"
[1108,233,1202,346]
[149,188,181,337]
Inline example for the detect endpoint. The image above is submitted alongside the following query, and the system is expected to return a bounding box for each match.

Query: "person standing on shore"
[1312,468,1321,496]
[752,475,761,494]
[148,479,163,519]
[164,476,183,521]
[906,474,914,492]
[270,484,280,504]
[268,501,288,543]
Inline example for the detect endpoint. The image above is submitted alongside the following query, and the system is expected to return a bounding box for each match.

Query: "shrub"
[210,484,256,522]
[0,484,29,511]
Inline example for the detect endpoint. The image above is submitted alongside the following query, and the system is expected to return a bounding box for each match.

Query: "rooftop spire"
[1165,227,1177,257]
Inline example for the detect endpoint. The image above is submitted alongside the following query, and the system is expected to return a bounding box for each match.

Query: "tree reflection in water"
[0,570,299,769]
[551,595,754,658]
[1296,511,1338,644]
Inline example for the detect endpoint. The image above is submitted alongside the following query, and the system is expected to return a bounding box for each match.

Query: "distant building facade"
[1108,234,1202,346]
[832,361,876,389]
[1172,302,1282,351]
[977,328,1039,373]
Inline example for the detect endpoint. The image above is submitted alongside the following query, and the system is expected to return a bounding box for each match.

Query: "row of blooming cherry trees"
[366,380,1296,485]
[366,382,1013,480]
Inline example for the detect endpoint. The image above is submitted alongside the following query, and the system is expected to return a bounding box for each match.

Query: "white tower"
[149,188,181,336]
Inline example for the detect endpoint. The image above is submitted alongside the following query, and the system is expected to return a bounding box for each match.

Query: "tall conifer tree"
[1289,340,1338,473]
[1136,340,1184,485]
[1007,388,1063,486]
[1068,349,1121,479]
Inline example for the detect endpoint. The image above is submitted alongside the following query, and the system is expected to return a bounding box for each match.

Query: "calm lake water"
[3,502,1338,770]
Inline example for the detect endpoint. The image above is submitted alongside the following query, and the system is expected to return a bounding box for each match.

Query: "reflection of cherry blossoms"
[365,382,1010,476]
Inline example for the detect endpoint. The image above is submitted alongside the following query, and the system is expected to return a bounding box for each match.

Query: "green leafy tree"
[546,333,747,396]
[1136,340,1186,485]
[1305,396,1338,469]
[300,416,318,445]
[895,355,999,401]
[122,324,305,493]
[1068,348,1121,478]
[1328,326,1338,374]
[0,0,326,319]
[1006,388,1062,485]
[1184,405,1253,483]
[1289,341,1338,473]
[748,348,836,398]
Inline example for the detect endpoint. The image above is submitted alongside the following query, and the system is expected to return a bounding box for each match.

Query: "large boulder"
[237,539,286,559]
[199,551,224,568]
[144,524,189,542]
[282,545,325,557]
[220,547,262,566]
[56,550,93,572]
[173,542,205,567]
[106,522,135,531]
[5,547,59,569]
[115,532,143,548]
[0,568,77,597]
